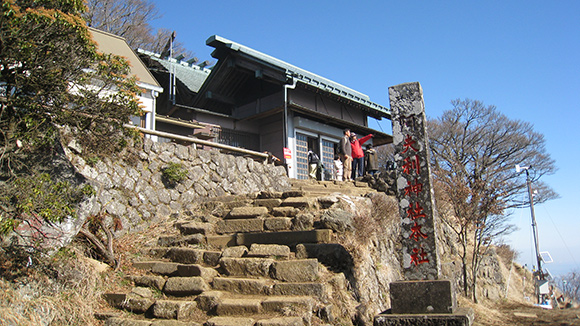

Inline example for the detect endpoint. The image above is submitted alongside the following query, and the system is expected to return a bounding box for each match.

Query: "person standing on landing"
[350,132,373,180]
[333,154,343,181]
[365,144,379,176]
[338,129,352,181]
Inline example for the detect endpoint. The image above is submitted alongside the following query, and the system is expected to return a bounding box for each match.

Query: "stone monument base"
[374,308,474,326]
[390,280,456,314]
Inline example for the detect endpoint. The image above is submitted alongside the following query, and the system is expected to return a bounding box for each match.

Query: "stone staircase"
[99,179,376,326]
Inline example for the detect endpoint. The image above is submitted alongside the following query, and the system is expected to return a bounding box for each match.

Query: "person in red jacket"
[350,132,373,180]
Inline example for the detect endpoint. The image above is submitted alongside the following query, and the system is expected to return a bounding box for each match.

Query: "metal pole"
[283,78,297,148]
[124,124,269,161]
[525,168,543,304]
[171,35,176,106]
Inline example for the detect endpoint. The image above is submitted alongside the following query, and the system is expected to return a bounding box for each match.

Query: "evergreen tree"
[0,0,140,236]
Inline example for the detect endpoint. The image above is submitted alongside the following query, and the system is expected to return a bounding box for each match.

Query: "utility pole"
[517,164,544,304]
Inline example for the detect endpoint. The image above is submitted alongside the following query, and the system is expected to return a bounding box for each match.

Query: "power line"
[539,205,580,272]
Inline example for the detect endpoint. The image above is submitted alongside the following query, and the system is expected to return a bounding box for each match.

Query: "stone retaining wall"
[68,139,292,235]
[10,138,292,251]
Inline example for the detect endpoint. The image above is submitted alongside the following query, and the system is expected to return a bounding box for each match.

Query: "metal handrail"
[124,124,270,162]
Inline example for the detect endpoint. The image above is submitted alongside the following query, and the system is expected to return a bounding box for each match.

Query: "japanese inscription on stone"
[389,82,441,281]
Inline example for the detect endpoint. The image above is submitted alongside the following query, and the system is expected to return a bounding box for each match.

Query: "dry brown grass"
[0,215,178,326]
[351,193,398,245]
[0,246,104,325]
[494,243,519,266]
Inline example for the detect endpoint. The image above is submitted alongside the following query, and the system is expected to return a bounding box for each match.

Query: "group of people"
[306,128,378,181]
[336,128,378,181]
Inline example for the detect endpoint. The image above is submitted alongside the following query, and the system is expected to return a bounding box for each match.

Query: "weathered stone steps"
[211,278,326,299]
[206,316,305,326]
[105,317,202,325]
[290,179,375,192]
[219,257,319,282]
[104,287,313,325]
[235,230,332,247]
[214,295,313,317]
[104,288,199,318]
[101,180,380,325]
[133,261,217,278]
[103,316,306,326]
[152,229,334,251]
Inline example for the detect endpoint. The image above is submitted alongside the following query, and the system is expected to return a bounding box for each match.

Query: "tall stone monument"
[374,82,473,326]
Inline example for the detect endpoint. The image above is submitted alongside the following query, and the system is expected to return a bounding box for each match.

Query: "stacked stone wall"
[68,139,291,235]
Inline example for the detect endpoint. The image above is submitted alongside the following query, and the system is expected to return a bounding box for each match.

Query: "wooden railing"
[125,124,271,163]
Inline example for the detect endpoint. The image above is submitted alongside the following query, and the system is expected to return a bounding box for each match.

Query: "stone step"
[213,217,297,235]
[157,234,205,247]
[295,243,354,272]
[235,229,333,247]
[301,186,375,196]
[263,217,292,232]
[281,190,306,198]
[280,197,315,209]
[215,298,263,316]
[246,244,291,259]
[196,291,224,312]
[151,299,198,320]
[219,258,319,282]
[206,234,237,249]
[129,275,167,291]
[261,296,313,315]
[103,289,198,325]
[107,280,208,302]
[226,206,269,219]
[270,207,299,217]
[213,296,313,317]
[212,277,271,295]
[253,198,284,209]
[104,317,202,325]
[145,247,221,266]
[216,218,264,234]
[205,316,254,326]
[271,282,326,299]
[255,317,304,326]
[163,277,209,296]
[269,259,319,282]
[132,261,217,280]
[151,247,221,266]
[219,257,274,278]
[299,186,345,193]
[221,245,248,258]
[210,279,326,299]
[103,288,155,314]
[175,220,216,235]
[256,191,284,199]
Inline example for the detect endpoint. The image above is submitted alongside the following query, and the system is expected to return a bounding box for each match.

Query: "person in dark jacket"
[350,132,373,179]
[338,129,352,181]
[365,144,379,176]
[307,149,321,180]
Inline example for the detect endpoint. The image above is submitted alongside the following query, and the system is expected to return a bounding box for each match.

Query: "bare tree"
[84,0,159,49]
[428,99,558,303]
[83,0,194,58]
[557,270,580,303]
[375,144,395,172]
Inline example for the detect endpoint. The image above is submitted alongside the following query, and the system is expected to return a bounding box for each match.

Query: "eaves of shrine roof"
[206,35,391,119]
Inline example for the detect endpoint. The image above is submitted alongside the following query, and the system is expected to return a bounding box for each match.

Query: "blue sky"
[149,1,580,276]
